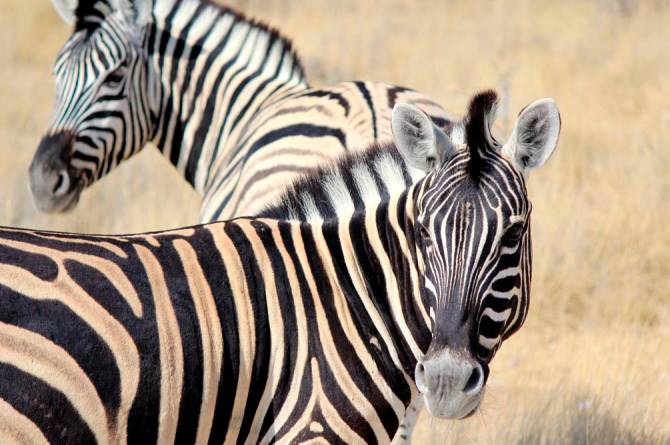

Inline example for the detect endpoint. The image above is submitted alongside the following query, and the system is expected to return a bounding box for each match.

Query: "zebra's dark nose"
[29,131,81,213]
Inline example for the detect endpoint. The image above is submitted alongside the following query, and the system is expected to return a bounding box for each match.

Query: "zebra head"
[392,91,560,419]
[29,0,154,213]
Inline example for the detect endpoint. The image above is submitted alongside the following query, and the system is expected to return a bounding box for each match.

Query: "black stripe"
[0,282,121,415]
[271,223,318,441]
[186,23,254,186]
[354,81,377,139]
[322,221,406,437]
[223,222,272,443]
[187,228,241,444]
[208,124,346,218]
[0,244,58,281]
[150,236,203,445]
[0,363,97,443]
[299,90,350,116]
[255,220,299,440]
[299,225,378,443]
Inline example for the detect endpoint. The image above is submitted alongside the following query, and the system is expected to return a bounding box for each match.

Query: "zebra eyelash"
[104,67,127,87]
[501,222,525,246]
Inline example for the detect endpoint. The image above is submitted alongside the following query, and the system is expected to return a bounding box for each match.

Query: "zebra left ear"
[112,0,152,28]
[503,98,561,174]
[51,0,77,25]
[392,103,455,172]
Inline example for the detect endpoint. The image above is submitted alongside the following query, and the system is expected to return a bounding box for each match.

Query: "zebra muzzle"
[29,131,82,213]
[415,348,485,419]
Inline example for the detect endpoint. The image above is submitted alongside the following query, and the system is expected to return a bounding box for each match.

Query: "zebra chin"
[29,131,84,213]
[415,348,486,419]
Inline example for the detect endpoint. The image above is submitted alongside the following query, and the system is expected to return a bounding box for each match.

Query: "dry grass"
[1,0,669,443]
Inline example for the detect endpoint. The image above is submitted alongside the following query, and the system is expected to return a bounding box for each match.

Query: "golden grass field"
[1,0,669,443]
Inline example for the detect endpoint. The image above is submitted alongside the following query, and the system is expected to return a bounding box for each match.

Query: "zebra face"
[413,157,531,419]
[30,0,152,213]
[393,91,560,419]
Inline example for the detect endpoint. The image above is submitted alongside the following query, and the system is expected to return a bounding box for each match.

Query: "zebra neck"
[147,0,308,195]
[316,193,432,379]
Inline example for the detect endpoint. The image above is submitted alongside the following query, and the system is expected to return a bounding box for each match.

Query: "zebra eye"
[105,68,126,87]
[502,222,525,245]
[417,224,431,241]
[417,224,436,255]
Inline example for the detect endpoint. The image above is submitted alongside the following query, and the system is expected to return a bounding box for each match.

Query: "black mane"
[260,143,411,220]
[73,0,306,80]
[464,90,500,177]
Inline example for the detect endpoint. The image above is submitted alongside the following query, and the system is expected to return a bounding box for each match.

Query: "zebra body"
[0,215,418,444]
[31,0,450,221]
[200,81,449,221]
[3,92,561,443]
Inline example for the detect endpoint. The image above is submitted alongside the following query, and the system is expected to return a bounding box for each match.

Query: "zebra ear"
[51,0,78,25]
[503,98,561,173]
[112,0,152,28]
[392,103,455,172]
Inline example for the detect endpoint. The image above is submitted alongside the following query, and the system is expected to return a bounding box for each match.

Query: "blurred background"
[1,0,669,443]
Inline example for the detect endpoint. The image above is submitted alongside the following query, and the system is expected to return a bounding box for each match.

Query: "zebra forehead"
[422,150,528,217]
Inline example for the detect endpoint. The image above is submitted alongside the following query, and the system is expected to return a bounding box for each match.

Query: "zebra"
[29,0,451,221]
[259,93,561,441]
[1,91,560,444]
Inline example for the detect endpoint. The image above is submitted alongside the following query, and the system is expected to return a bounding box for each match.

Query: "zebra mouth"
[458,400,481,420]
[57,173,85,212]
[28,170,84,214]
[58,188,82,213]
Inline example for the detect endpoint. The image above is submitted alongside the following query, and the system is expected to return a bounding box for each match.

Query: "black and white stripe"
[30,0,451,219]
[5,91,560,443]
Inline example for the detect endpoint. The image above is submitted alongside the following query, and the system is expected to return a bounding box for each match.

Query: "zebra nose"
[415,351,486,419]
[415,354,484,396]
[29,131,80,213]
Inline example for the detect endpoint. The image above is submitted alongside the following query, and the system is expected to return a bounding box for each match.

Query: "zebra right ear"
[52,0,77,25]
[392,103,455,172]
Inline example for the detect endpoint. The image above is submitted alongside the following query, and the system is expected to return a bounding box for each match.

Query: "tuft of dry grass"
[1,0,669,443]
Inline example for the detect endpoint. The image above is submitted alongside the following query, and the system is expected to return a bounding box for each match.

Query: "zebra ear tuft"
[392,103,455,172]
[503,98,561,174]
[51,0,78,25]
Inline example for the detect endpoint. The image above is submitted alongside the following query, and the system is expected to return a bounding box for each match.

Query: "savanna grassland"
[1,0,669,443]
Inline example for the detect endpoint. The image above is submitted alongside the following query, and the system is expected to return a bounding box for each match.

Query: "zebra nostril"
[463,365,482,394]
[415,362,428,393]
[53,170,71,196]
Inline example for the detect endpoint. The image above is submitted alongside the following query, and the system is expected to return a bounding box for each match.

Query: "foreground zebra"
[0,92,560,443]
[30,0,450,221]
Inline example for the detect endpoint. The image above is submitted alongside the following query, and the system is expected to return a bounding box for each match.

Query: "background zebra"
[29,0,451,221]
[0,91,560,444]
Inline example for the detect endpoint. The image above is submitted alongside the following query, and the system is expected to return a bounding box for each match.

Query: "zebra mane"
[70,0,306,80]
[200,0,306,80]
[464,90,501,177]
[259,144,417,221]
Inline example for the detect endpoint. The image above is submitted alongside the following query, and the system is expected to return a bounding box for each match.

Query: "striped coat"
[2,92,561,444]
